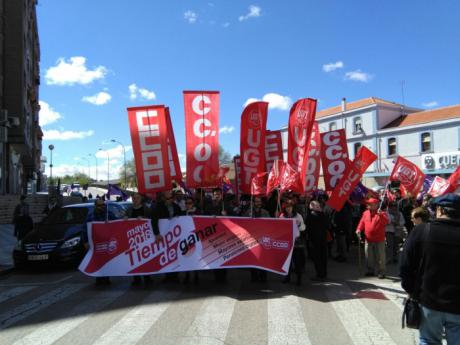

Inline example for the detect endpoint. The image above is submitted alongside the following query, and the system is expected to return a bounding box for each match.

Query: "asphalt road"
[0,255,418,345]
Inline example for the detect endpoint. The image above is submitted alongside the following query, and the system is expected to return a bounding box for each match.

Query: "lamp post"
[89,153,97,182]
[48,144,54,186]
[99,148,109,188]
[111,139,127,188]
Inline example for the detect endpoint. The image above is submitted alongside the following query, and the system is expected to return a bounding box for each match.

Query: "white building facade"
[281,97,460,188]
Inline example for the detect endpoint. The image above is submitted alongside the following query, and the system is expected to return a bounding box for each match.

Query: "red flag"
[280,163,303,194]
[165,107,182,182]
[183,91,220,188]
[218,166,230,179]
[320,129,350,191]
[327,146,377,211]
[265,130,284,172]
[233,156,242,198]
[287,98,317,190]
[240,101,268,194]
[305,122,321,194]
[447,166,460,193]
[127,105,171,193]
[251,172,268,196]
[428,176,451,197]
[390,156,425,197]
[267,159,285,195]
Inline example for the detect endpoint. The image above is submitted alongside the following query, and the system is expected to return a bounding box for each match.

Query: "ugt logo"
[397,164,417,186]
[249,111,260,128]
[296,108,309,125]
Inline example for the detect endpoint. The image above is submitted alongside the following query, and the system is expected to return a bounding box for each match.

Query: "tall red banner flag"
[327,146,377,211]
[265,130,284,172]
[165,107,182,182]
[320,129,349,191]
[390,156,425,196]
[287,98,317,190]
[240,101,268,194]
[183,91,220,188]
[305,122,321,194]
[127,105,171,193]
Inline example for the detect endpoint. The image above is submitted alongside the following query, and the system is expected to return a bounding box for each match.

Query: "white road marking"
[0,284,87,330]
[11,287,127,345]
[0,275,73,287]
[93,289,180,345]
[180,295,237,345]
[0,286,36,304]
[325,283,397,345]
[268,294,311,345]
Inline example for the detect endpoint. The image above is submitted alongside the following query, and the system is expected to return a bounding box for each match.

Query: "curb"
[0,266,15,276]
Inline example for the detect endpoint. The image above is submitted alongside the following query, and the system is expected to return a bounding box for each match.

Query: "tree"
[219,145,232,164]
[119,158,137,188]
[57,173,90,185]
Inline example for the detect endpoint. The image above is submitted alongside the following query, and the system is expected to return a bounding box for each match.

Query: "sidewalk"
[0,224,15,274]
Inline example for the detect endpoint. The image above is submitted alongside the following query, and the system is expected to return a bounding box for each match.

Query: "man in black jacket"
[152,190,183,283]
[400,193,460,345]
[306,200,330,280]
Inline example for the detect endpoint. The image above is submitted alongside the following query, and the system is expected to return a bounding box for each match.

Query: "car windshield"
[42,207,89,224]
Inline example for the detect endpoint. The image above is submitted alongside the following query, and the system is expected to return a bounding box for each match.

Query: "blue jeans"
[419,305,460,345]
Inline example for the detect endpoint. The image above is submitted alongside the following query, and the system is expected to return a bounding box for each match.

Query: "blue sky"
[37,0,460,180]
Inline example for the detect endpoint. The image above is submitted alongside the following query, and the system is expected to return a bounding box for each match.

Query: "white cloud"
[422,101,438,108]
[323,61,344,72]
[184,10,198,24]
[219,126,235,134]
[239,5,261,21]
[82,91,112,105]
[222,22,230,28]
[39,101,62,126]
[43,129,95,140]
[344,70,373,82]
[96,145,132,160]
[128,83,156,101]
[244,93,292,111]
[45,56,107,86]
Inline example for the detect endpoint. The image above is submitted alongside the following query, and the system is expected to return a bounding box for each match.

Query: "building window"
[388,138,397,156]
[329,122,337,131]
[354,142,362,156]
[421,132,432,153]
[353,117,363,133]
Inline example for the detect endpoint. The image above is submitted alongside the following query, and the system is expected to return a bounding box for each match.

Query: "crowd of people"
[83,184,446,288]
[12,184,460,344]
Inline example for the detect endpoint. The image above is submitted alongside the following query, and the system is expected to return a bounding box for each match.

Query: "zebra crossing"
[0,277,417,345]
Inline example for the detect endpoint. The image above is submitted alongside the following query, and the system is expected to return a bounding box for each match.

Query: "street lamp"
[88,153,97,182]
[98,148,109,188]
[48,144,54,186]
[111,139,127,188]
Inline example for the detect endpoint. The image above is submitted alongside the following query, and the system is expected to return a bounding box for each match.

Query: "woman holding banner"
[280,199,306,285]
[126,192,155,286]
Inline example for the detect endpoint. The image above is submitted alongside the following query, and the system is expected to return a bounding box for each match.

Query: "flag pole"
[378,179,391,212]
[276,188,281,215]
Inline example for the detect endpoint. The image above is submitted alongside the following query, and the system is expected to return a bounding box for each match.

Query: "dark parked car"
[13,202,127,269]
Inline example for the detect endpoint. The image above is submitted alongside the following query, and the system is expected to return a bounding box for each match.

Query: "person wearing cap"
[356,198,389,279]
[400,193,460,345]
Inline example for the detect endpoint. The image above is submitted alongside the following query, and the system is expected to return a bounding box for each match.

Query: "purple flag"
[350,182,369,203]
[107,184,129,201]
